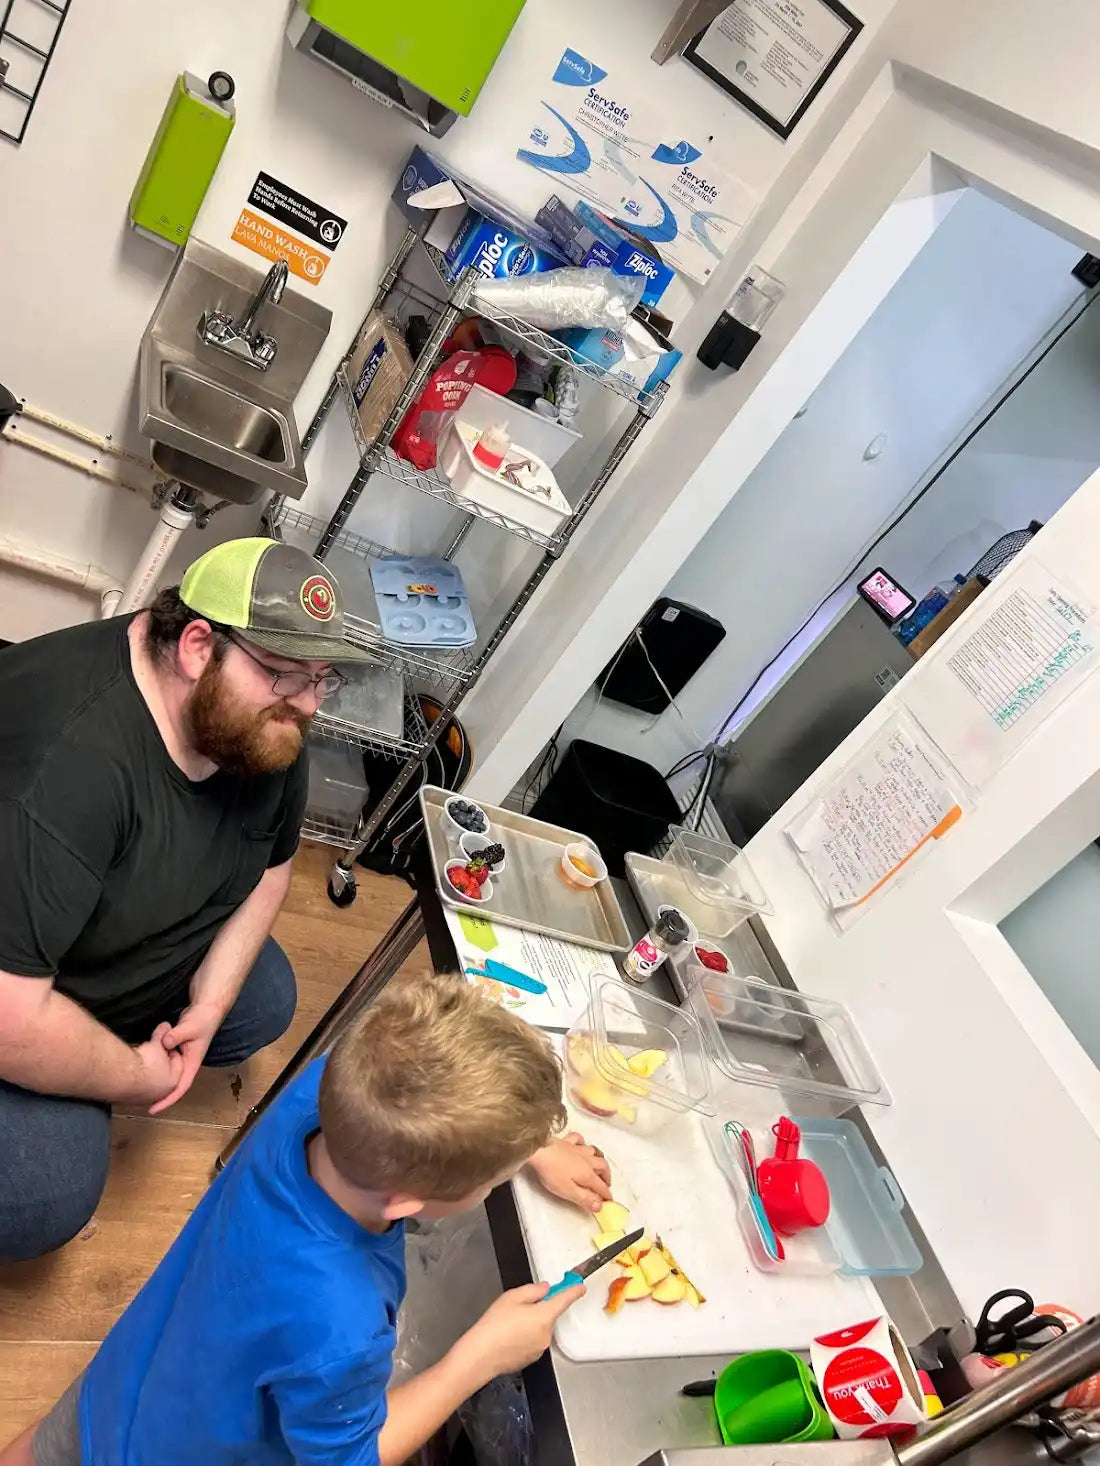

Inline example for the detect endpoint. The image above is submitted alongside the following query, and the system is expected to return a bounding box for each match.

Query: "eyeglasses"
[227,635,348,701]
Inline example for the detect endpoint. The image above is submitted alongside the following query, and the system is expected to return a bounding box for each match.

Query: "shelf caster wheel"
[327,865,357,908]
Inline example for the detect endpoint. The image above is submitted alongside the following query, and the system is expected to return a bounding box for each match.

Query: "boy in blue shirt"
[3,974,611,1466]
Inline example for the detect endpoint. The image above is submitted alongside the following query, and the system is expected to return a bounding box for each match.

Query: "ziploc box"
[537,195,675,309]
[393,145,567,281]
[573,200,676,307]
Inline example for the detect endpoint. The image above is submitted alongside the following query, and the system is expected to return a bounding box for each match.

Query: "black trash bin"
[530,739,682,877]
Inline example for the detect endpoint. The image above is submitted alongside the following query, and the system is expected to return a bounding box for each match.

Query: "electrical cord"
[682,284,1100,760]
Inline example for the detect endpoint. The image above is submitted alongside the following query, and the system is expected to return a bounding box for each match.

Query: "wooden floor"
[0,844,431,1445]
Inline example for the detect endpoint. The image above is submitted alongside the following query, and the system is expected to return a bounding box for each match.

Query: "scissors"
[545,1227,645,1299]
[974,1289,1068,1356]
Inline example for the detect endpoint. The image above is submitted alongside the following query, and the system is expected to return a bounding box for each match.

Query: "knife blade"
[544,1226,646,1299]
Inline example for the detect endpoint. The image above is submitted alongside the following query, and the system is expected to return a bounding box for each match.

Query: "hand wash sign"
[517,48,757,284]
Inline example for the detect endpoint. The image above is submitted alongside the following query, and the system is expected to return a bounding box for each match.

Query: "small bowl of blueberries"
[443,796,491,843]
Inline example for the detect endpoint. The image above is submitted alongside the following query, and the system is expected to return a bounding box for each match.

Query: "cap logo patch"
[300,574,336,622]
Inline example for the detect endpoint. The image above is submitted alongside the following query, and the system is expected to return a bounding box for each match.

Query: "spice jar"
[621,906,690,985]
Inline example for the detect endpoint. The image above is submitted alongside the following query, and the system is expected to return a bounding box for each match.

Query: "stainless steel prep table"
[221,849,965,1466]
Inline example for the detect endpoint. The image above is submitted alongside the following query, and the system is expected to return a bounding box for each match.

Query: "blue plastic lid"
[792,1117,922,1277]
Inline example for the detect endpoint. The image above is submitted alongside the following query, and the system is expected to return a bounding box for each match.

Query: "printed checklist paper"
[786,716,963,912]
[905,558,1098,786]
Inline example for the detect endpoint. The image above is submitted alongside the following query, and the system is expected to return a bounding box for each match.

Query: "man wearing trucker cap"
[0,538,374,1262]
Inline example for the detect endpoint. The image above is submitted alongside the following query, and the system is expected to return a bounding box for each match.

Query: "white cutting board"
[512,1088,878,1363]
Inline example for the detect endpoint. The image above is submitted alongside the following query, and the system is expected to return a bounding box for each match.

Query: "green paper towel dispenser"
[285,0,526,137]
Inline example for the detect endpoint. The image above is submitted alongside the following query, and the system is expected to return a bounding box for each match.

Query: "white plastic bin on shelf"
[439,422,571,536]
[456,383,582,469]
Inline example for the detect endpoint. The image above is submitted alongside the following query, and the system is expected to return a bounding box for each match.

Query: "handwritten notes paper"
[906,560,1098,786]
[786,716,962,917]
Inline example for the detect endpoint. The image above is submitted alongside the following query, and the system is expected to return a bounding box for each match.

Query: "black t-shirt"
[0,615,308,1042]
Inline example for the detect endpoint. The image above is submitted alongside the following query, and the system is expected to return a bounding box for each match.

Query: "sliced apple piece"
[604,1275,629,1314]
[617,1102,638,1124]
[605,1044,630,1072]
[616,1235,649,1266]
[622,1264,652,1301]
[573,1078,619,1118]
[590,1229,626,1253]
[637,1249,671,1287]
[626,1049,668,1079]
[652,1273,688,1305]
[654,1237,706,1305]
[594,1200,631,1234]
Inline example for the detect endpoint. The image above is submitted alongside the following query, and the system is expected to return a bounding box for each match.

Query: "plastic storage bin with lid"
[564,980,709,1136]
[689,972,890,1118]
[791,1116,922,1276]
[665,826,772,939]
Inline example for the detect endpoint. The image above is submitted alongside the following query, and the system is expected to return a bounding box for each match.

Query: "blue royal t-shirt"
[80,1058,406,1466]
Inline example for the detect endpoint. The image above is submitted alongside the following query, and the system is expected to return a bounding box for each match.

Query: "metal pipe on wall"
[895,1317,1100,1466]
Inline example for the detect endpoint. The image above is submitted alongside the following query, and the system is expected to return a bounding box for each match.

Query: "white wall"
[728,275,1100,742]
[558,187,1086,775]
[1000,842,1100,1071]
[0,0,898,642]
[743,461,1100,1313]
[463,4,1100,810]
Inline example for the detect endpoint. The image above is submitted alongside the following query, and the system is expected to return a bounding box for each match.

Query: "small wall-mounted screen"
[858,568,916,626]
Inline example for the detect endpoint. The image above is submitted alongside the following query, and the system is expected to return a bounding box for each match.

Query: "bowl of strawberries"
[444,857,495,905]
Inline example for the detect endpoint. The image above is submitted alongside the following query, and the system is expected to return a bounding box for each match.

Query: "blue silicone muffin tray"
[369,557,477,649]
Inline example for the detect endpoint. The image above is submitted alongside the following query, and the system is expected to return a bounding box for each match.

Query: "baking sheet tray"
[625,851,784,1004]
[420,786,631,952]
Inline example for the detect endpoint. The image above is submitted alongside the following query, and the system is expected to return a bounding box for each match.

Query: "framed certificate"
[684,0,863,140]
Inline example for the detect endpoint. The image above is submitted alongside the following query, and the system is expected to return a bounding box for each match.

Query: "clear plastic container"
[564,980,710,1136]
[667,826,772,938]
[689,974,890,1116]
[305,737,367,823]
[702,1113,840,1275]
[792,1117,922,1277]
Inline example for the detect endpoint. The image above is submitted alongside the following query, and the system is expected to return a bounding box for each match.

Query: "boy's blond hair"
[319,973,566,1200]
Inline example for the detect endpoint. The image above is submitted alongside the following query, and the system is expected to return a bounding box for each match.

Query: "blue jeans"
[0,938,296,1264]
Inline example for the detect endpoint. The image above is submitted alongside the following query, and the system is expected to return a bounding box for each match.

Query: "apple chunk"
[627,1049,668,1079]
[615,1235,649,1266]
[604,1276,629,1314]
[572,1078,619,1118]
[651,1273,688,1305]
[595,1200,631,1234]
[622,1265,652,1301]
[590,1229,625,1253]
[637,1249,671,1287]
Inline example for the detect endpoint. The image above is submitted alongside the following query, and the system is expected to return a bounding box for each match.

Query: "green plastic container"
[714,1350,835,1446]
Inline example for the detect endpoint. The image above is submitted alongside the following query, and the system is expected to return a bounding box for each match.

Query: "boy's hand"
[453,1282,584,1382]
[527,1133,612,1213]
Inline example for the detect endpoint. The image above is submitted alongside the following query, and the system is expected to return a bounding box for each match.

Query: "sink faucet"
[197,259,289,371]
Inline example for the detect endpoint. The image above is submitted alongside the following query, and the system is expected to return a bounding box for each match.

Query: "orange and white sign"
[231,208,329,285]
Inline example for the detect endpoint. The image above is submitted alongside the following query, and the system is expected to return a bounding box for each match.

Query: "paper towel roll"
[811,1317,927,1440]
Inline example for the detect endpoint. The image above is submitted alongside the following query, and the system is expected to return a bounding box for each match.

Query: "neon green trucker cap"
[179,538,375,664]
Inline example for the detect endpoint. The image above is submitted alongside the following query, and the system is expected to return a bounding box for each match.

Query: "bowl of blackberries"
[459,832,507,877]
[444,796,491,840]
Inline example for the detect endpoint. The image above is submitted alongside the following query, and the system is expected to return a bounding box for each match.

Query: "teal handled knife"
[544,1226,646,1299]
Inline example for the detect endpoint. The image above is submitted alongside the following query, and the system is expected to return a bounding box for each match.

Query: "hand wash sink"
[139,240,332,504]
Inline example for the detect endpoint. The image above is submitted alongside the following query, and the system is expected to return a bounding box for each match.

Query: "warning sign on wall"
[247,172,347,251]
[231,208,329,285]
